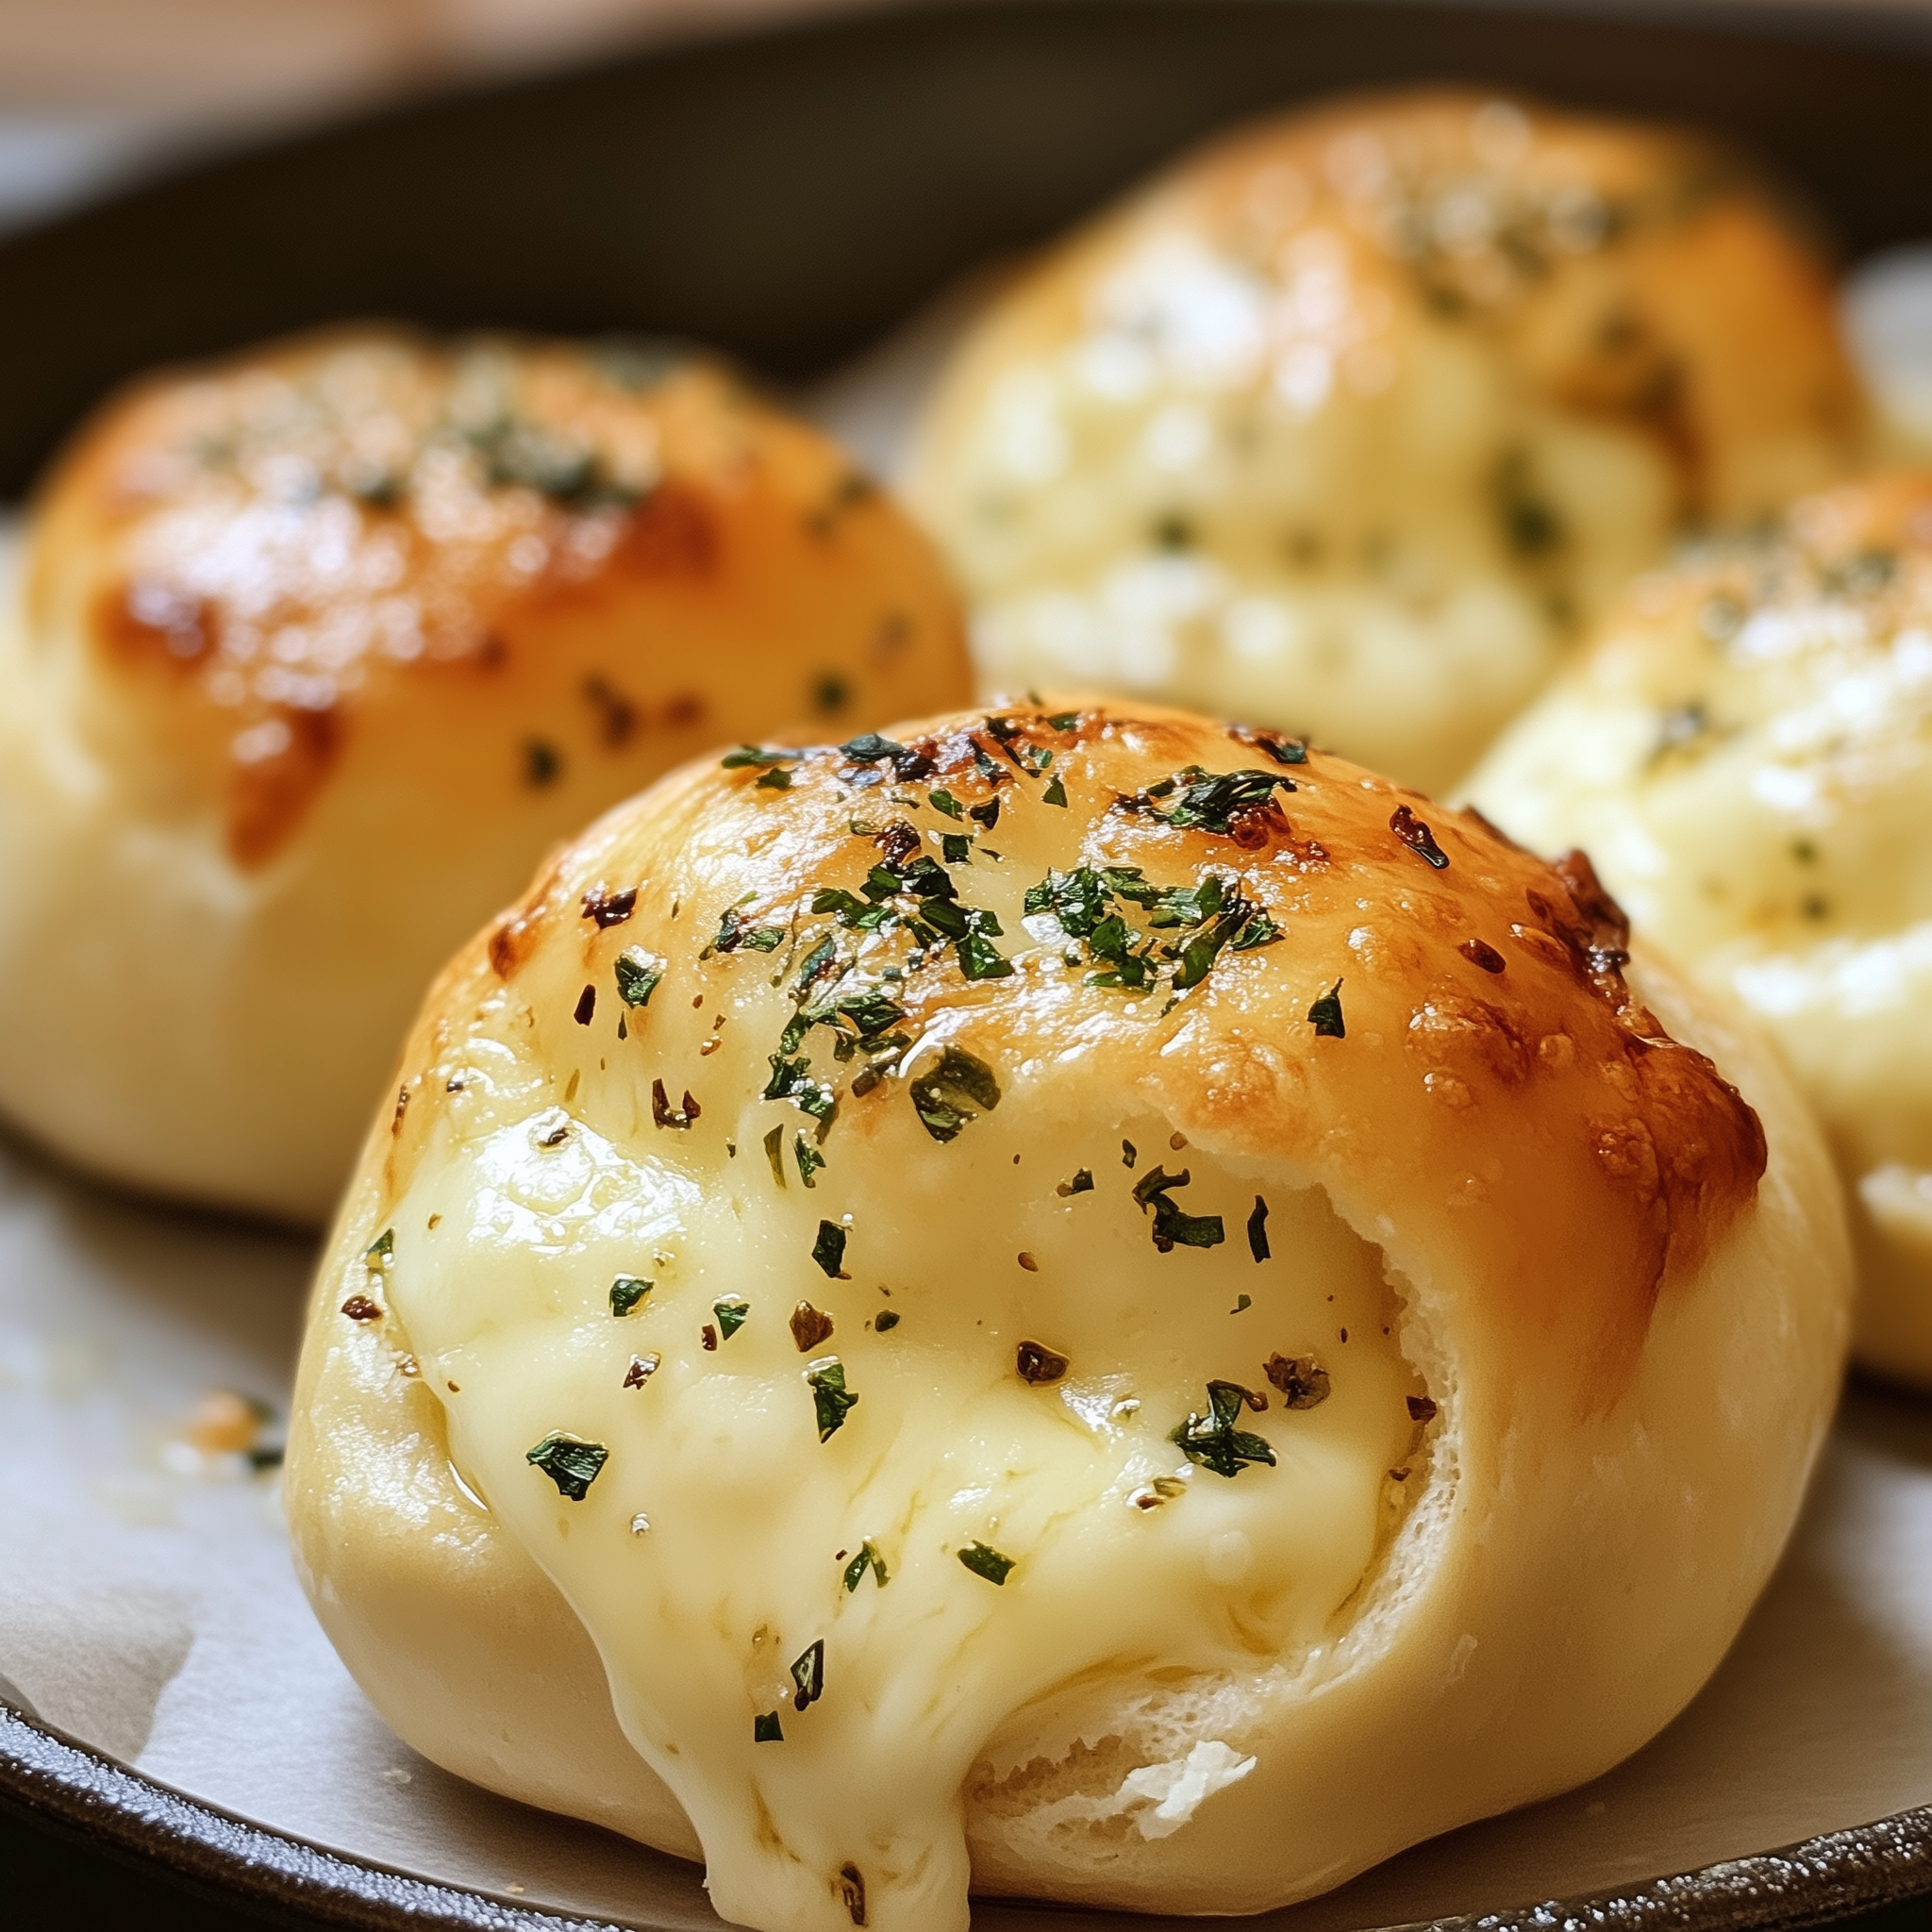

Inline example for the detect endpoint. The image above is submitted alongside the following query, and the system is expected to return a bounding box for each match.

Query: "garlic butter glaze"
[290,699,1848,1929]
[911,91,1864,794]
[0,328,968,1221]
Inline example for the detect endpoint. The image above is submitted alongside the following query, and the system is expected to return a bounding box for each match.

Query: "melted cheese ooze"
[385,987,1421,1932]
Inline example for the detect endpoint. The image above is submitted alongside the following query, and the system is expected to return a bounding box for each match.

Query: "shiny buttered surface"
[910,90,1864,794]
[1467,475,1932,1387]
[0,329,971,1222]
[288,698,1848,1932]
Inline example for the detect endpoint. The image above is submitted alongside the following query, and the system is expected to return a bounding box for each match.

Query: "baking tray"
[7,4,1932,1928]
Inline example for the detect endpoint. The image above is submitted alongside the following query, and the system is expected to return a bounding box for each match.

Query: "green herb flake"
[1042,775,1069,808]
[909,1045,1002,1142]
[613,948,665,1008]
[1228,724,1307,767]
[525,1431,609,1501]
[1248,1196,1271,1263]
[929,790,963,820]
[812,1221,849,1278]
[958,1541,1016,1586]
[712,1296,749,1341]
[1153,767,1294,836]
[790,1638,826,1711]
[764,1123,787,1187]
[756,768,793,791]
[1231,1293,1253,1315]
[941,833,974,865]
[1123,1140,1138,1168]
[1171,1381,1276,1478]
[723,744,803,771]
[744,926,787,953]
[1264,1353,1331,1408]
[609,1275,653,1317]
[1231,912,1282,951]
[874,1309,901,1332]
[364,1228,395,1267]
[1133,1167,1226,1253]
[754,1711,784,1742]
[1307,981,1346,1039]
[843,1541,890,1591]
[805,1356,859,1440]
[1047,711,1080,730]
[794,1133,825,1190]
[1057,1168,1094,1197]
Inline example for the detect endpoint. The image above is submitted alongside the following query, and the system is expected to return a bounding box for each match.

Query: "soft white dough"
[1466,474,1932,1386]
[290,697,1849,1932]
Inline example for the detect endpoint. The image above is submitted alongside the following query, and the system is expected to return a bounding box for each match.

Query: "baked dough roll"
[909,90,1865,794]
[0,329,970,1223]
[1466,474,1932,1388]
[288,697,1847,1931]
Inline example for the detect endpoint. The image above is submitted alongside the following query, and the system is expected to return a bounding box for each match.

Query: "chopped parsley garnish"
[1126,766,1294,836]
[1232,1293,1253,1314]
[1025,865,1273,993]
[757,768,792,791]
[929,790,963,819]
[754,1711,784,1742]
[1247,1197,1270,1263]
[766,1055,837,1123]
[1016,1340,1070,1385]
[764,1124,787,1186]
[1058,1169,1094,1197]
[805,1356,859,1440]
[791,1300,835,1352]
[1307,981,1346,1039]
[609,1275,653,1317]
[613,948,664,1008]
[958,1541,1016,1586]
[1123,1141,1137,1168]
[1264,1353,1331,1408]
[1227,724,1308,766]
[1047,711,1080,730]
[711,904,786,954]
[1171,1382,1276,1477]
[712,1295,749,1341]
[790,1639,825,1711]
[874,1309,901,1332]
[941,833,973,864]
[525,1432,608,1500]
[1042,775,1068,807]
[968,799,1000,830]
[1391,805,1450,869]
[723,744,805,771]
[365,1228,395,1266]
[574,984,597,1026]
[1132,1167,1226,1252]
[908,1045,1001,1142]
[812,1222,849,1278]
[794,1133,825,1190]
[843,1541,889,1591]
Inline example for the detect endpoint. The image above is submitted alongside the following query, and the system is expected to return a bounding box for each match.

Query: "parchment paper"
[4,265,1932,1930]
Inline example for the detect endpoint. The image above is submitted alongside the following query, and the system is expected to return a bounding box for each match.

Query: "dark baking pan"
[4,3,1932,1927]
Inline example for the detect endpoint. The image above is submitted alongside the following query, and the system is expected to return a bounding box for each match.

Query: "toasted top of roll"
[1466,472,1932,1382]
[290,697,1845,1932]
[910,89,1865,792]
[0,328,971,1221]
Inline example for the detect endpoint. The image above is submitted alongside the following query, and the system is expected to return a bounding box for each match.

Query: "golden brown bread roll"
[1466,472,1932,1388]
[0,328,971,1222]
[288,696,1847,1931]
[910,90,1866,793]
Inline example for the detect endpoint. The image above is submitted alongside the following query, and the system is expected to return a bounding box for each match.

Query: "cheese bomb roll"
[0,329,970,1223]
[1467,475,1932,1388]
[910,91,1865,794]
[288,699,1847,1932]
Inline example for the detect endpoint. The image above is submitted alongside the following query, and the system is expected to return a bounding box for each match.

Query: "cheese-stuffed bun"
[0,328,971,1223]
[909,90,1865,794]
[1467,474,1932,1389]
[287,696,1847,1932]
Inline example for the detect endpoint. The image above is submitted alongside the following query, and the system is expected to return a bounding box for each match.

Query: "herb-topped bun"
[1466,473,1932,1388]
[908,90,1865,794]
[288,696,1847,1931]
[0,327,970,1223]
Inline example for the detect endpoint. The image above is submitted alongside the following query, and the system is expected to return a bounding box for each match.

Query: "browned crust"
[385,697,1764,1413]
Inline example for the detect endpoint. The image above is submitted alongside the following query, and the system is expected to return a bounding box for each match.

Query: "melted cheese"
[384,1011,1418,1932]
